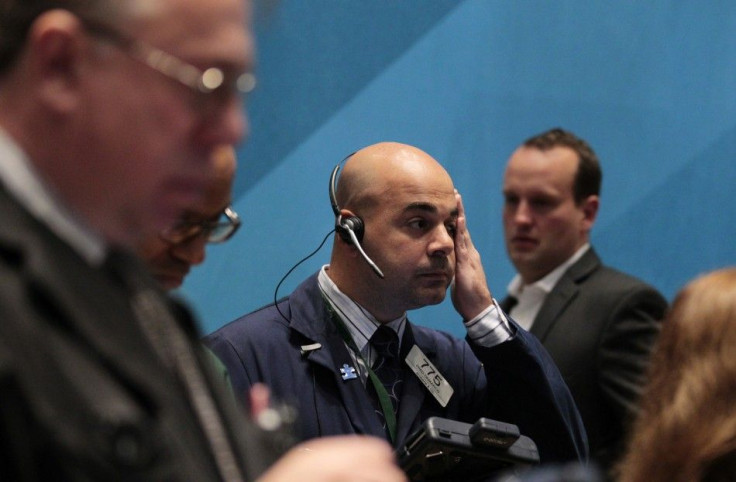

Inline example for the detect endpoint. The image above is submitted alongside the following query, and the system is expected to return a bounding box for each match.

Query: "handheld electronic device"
[396,417,539,481]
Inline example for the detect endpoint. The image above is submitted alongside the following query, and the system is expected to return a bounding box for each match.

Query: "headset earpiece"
[330,162,365,245]
[328,159,384,279]
[336,214,364,244]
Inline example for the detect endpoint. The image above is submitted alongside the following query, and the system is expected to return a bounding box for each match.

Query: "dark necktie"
[368,325,404,431]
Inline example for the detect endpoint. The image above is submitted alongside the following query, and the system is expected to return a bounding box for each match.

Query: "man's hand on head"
[450,191,493,320]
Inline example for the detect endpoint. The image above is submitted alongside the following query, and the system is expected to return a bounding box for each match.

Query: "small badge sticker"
[405,345,454,407]
[340,364,358,381]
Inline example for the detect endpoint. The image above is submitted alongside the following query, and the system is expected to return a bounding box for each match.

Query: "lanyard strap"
[326,304,399,444]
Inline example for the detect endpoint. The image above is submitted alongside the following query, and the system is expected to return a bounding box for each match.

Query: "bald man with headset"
[206,142,588,467]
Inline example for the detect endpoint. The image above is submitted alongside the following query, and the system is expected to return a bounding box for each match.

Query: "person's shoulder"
[592,263,663,295]
[206,273,324,342]
[574,250,661,294]
[564,251,668,312]
[579,263,669,320]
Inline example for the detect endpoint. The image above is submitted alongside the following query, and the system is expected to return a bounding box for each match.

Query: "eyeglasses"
[160,206,241,245]
[78,15,256,99]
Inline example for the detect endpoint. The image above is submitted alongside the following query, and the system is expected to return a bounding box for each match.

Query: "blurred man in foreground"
[0,0,405,480]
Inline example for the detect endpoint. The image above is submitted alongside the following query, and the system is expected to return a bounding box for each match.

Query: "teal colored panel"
[183,2,736,338]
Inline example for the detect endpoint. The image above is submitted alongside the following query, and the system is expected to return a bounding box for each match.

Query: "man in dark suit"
[206,141,589,468]
[0,1,405,481]
[499,128,668,477]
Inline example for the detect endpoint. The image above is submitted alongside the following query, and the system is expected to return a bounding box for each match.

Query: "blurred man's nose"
[171,235,208,267]
[196,95,248,149]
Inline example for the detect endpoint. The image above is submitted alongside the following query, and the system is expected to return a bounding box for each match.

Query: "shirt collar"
[508,243,590,297]
[0,128,106,265]
[317,265,406,355]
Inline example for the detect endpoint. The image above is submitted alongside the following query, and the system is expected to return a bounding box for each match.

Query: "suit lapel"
[324,325,386,439]
[530,249,601,341]
[530,277,577,341]
[287,279,385,439]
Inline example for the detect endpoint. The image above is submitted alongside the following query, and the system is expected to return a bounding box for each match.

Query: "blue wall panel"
[180,1,736,337]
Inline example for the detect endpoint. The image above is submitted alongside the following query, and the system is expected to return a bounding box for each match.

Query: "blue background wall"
[181,1,736,337]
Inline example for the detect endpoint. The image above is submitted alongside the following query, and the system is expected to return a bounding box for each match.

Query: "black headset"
[329,156,384,279]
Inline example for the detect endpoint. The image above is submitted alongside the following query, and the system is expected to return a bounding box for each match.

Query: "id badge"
[405,345,454,407]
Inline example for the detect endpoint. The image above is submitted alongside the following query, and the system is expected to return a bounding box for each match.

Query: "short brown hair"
[522,127,602,204]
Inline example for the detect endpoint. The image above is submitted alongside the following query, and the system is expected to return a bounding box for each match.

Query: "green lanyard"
[327,305,399,444]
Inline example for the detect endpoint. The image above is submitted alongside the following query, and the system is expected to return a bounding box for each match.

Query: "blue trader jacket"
[206,273,588,463]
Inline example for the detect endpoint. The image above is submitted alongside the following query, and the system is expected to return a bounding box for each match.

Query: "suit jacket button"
[111,424,144,467]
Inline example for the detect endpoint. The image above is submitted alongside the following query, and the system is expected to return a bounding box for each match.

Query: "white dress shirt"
[507,244,590,331]
[318,265,512,384]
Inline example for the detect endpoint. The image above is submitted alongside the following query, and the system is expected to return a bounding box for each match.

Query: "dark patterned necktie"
[368,325,404,431]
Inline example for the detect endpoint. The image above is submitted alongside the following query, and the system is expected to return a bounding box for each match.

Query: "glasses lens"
[161,223,201,244]
[237,72,257,94]
[199,68,225,92]
[206,207,241,243]
[207,224,234,243]
[161,207,240,244]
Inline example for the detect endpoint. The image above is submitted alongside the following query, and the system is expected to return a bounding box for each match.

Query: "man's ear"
[29,10,88,114]
[581,195,599,231]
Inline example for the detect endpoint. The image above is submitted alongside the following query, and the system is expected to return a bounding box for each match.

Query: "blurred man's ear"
[581,195,599,231]
[31,10,88,114]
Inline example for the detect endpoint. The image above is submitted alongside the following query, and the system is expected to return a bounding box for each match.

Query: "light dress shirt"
[507,244,590,331]
[318,265,512,383]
